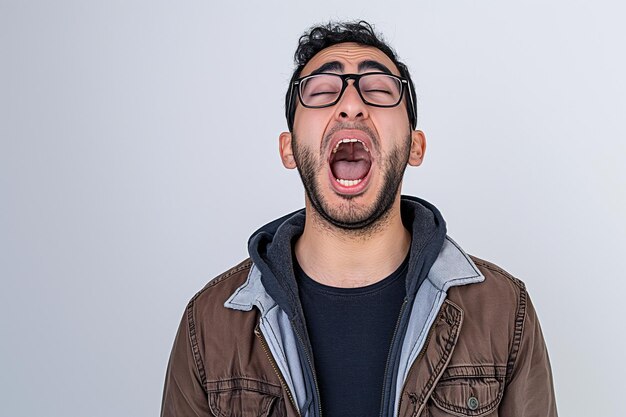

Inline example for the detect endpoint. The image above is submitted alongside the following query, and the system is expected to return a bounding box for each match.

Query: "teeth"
[331,138,370,154]
[336,178,363,187]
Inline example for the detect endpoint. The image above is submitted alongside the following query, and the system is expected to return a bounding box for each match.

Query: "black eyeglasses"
[287,72,414,121]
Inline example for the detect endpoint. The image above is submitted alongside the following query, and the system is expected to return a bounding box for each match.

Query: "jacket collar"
[427,236,484,291]
[225,235,484,314]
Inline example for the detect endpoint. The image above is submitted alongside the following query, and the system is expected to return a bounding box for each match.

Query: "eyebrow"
[309,61,344,75]
[307,59,394,76]
[358,60,393,74]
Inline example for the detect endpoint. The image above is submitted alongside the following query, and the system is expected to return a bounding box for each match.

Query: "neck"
[294,197,411,288]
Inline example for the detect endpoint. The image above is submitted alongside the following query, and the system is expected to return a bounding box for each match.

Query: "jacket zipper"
[293,325,323,417]
[254,325,302,417]
[379,298,408,417]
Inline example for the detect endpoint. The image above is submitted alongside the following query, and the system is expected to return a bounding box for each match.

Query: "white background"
[2,1,625,416]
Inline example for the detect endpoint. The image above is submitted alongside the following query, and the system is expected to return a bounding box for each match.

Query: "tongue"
[332,160,370,180]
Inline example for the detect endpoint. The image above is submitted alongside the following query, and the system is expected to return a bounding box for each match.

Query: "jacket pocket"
[429,365,505,417]
[206,377,284,417]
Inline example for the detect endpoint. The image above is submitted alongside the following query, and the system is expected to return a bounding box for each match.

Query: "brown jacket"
[161,253,557,417]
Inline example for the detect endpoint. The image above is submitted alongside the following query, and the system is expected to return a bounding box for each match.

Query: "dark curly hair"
[285,21,417,132]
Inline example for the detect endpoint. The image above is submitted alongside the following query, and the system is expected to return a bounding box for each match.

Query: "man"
[161,21,557,417]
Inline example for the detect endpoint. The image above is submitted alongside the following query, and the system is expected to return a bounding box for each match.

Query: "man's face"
[279,42,426,231]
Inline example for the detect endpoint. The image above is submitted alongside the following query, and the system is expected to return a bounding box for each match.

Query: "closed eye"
[364,89,393,94]
[310,90,339,96]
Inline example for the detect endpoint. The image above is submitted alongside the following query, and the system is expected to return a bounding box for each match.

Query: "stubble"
[292,130,411,237]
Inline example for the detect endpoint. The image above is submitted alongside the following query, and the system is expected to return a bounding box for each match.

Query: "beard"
[292,130,411,234]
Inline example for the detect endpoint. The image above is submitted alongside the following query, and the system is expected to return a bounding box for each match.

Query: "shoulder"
[446,255,528,348]
[180,259,259,360]
[445,255,529,370]
[187,258,253,316]
[447,255,527,310]
[470,255,525,291]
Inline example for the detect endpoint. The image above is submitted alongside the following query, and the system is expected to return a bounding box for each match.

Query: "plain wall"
[2,1,625,416]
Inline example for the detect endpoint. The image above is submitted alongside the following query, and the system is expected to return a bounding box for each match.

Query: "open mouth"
[329,138,372,187]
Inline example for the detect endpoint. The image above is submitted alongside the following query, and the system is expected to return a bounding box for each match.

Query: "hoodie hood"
[247,195,448,321]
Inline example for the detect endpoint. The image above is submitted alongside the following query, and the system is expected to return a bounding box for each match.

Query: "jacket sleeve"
[498,291,558,416]
[161,303,211,417]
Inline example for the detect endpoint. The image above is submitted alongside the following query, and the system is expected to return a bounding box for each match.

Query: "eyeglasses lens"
[359,74,402,105]
[300,75,343,107]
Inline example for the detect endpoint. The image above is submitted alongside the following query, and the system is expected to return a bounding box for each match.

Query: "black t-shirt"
[296,258,408,417]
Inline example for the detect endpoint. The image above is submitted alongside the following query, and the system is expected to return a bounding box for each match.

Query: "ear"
[279,132,297,169]
[408,130,426,167]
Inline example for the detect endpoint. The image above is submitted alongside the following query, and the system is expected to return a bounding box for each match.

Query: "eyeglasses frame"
[286,71,416,129]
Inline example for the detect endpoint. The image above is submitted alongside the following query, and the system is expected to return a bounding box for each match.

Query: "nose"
[334,80,369,123]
